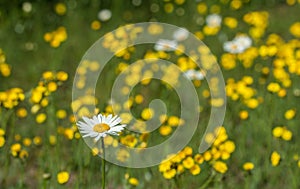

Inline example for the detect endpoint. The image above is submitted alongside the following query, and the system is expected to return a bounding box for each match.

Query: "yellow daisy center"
[93,123,110,133]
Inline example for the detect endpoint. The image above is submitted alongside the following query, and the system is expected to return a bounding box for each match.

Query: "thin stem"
[101,138,106,189]
[199,171,216,189]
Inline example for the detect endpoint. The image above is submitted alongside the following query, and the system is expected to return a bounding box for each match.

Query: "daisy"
[77,114,126,142]
[173,27,189,42]
[223,41,244,54]
[184,69,205,80]
[234,35,252,50]
[206,14,222,28]
[223,34,252,54]
[98,9,112,22]
[154,39,178,52]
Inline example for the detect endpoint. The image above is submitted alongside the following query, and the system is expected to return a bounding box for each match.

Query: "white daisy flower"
[77,114,126,142]
[234,35,252,50]
[154,39,178,52]
[223,34,252,54]
[98,9,112,22]
[173,28,189,42]
[22,2,32,13]
[206,14,222,28]
[184,69,205,80]
[223,41,244,54]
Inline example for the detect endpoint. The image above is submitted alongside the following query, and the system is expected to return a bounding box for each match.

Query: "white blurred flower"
[154,39,178,52]
[223,34,252,54]
[22,2,32,13]
[234,35,252,50]
[223,41,244,54]
[206,14,222,27]
[77,114,126,142]
[184,69,205,80]
[98,9,112,21]
[173,28,189,42]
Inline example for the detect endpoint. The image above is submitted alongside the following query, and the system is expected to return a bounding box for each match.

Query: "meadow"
[0,0,300,188]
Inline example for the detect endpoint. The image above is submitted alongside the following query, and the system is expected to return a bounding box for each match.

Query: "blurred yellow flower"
[0,136,5,148]
[164,3,174,13]
[163,169,176,179]
[190,164,201,175]
[91,20,101,30]
[33,136,42,146]
[128,177,139,186]
[197,3,207,14]
[267,82,281,93]
[213,161,228,173]
[141,108,154,120]
[182,157,195,169]
[224,17,238,28]
[284,109,296,120]
[36,113,47,124]
[282,129,292,141]
[168,116,180,126]
[19,149,29,159]
[56,71,68,81]
[49,135,57,145]
[239,110,248,120]
[57,171,70,184]
[55,3,67,16]
[273,127,284,138]
[10,143,21,157]
[159,125,172,136]
[47,82,57,92]
[290,22,300,38]
[16,107,28,118]
[0,128,5,136]
[243,162,254,171]
[271,151,281,167]
[134,94,144,104]
[23,138,32,147]
[56,109,67,119]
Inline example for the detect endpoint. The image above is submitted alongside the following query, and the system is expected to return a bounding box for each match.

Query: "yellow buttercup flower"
[23,138,32,147]
[243,162,254,171]
[0,128,5,136]
[271,151,281,167]
[163,168,176,179]
[128,177,139,186]
[0,136,5,148]
[190,164,201,175]
[284,109,296,120]
[56,109,67,119]
[159,125,172,136]
[239,110,248,120]
[282,129,292,141]
[213,161,228,173]
[267,82,281,93]
[10,143,21,157]
[49,135,57,145]
[290,22,300,38]
[224,17,238,29]
[168,116,180,126]
[36,113,47,124]
[16,108,27,118]
[57,171,70,184]
[91,20,101,30]
[33,136,42,146]
[182,157,195,169]
[141,108,154,120]
[273,126,283,138]
[55,3,67,16]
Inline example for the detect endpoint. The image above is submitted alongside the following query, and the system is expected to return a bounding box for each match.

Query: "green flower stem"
[101,138,106,189]
[199,171,216,189]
